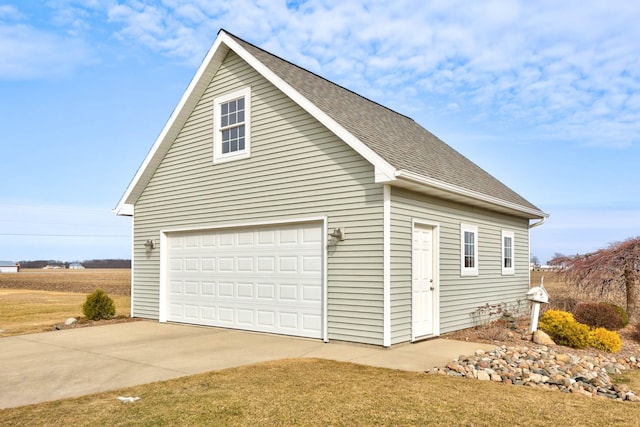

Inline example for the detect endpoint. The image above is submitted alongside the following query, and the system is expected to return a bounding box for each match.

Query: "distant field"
[0,269,130,296]
[0,269,131,337]
[530,270,565,292]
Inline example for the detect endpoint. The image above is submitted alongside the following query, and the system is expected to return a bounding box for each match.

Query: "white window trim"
[213,87,251,164]
[501,230,515,275]
[460,223,478,276]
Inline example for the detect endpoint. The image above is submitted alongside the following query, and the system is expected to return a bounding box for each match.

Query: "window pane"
[222,141,230,154]
[230,127,238,139]
[221,103,228,115]
[465,231,474,245]
[237,110,244,122]
[221,115,228,127]
[464,231,475,268]
[231,140,238,152]
[237,97,244,110]
[238,126,245,137]
[229,99,236,113]
[239,138,245,150]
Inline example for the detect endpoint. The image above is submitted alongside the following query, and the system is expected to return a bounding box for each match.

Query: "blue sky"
[0,1,638,263]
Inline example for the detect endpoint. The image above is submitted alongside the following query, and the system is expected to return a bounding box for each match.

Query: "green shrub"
[83,289,116,321]
[605,303,629,327]
[588,327,622,353]
[573,302,624,331]
[538,310,590,349]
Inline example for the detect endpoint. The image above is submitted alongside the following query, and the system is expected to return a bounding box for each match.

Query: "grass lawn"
[0,289,130,337]
[2,359,640,426]
[2,269,640,425]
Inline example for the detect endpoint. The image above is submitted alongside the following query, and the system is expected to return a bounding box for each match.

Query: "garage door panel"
[202,258,216,271]
[237,257,253,272]
[201,306,216,321]
[202,282,215,296]
[218,282,234,297]
[303,256,322,272]
[237,283,254,298]
[278,284,297,301]
[166,223,323,339]
[257,283,275,300]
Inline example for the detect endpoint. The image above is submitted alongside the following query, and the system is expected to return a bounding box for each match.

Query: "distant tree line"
[19,259,131,269]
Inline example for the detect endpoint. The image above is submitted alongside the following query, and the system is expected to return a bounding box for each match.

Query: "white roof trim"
[115,35,230,215]
[115,30,542,221]
[115,30,396,216]
[394,170,548,219]
[222,33,397,181]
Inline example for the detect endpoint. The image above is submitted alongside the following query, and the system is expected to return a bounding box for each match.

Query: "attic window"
[213,87,251,164]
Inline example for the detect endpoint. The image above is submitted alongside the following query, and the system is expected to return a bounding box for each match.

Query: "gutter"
[529,216,547,229]
[394,170,548,220]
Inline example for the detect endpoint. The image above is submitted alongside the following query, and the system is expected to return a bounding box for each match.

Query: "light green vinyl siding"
[132,51,385,345]
[390,187,530,343]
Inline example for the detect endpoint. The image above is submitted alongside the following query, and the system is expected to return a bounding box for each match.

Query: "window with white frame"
[213,87,251,164]
[460,224,478,276]
[502,230,515,275]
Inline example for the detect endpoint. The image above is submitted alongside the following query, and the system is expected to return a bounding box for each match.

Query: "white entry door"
[412,224,436,338]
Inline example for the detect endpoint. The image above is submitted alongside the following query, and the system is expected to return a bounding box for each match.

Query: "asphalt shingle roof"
[229,33,541,213]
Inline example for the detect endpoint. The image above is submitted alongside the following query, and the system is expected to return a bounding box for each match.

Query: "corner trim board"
[383,184,391,347]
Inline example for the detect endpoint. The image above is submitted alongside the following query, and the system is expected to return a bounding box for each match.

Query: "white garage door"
[165,222,323,338]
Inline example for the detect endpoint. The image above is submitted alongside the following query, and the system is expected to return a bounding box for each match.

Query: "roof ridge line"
[221,29,415,123]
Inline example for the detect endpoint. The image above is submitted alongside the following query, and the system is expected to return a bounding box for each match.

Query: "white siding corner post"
[383,184,391,347]
[158,231,168,323]
[130,216,135,318]
[323,217,329,343]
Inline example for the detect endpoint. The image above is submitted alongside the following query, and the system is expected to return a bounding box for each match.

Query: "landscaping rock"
[477,370,490,381]
[65,317,78,326]
[429,344,640,402]
[532,330,555,346]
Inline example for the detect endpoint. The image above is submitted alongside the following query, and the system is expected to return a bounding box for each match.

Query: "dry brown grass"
[0,268,130,295]
[2,358,640,427]
[532,270,631,315]
[0,289,131,337]
[2,269,640,425]
[0,269,131,337]
[532,270,582,313]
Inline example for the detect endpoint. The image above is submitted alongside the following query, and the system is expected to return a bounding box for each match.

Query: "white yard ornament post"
[526,278,550,333]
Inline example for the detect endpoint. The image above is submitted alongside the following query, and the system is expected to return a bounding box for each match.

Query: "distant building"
[69,262,85,270]
[0,261,19,273]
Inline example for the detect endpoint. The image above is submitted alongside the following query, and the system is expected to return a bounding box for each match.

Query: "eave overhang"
[390,170,549,221]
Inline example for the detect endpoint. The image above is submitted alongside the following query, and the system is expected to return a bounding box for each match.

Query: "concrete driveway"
[0,321,494,409]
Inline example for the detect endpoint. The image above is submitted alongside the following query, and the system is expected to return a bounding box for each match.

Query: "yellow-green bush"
[538,310,590,349]
[588,327,622,353]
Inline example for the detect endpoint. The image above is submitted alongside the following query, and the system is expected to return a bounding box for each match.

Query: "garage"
[163,222,324,339]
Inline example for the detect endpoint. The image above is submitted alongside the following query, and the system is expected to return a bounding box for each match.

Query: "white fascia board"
[220,32,397,182]
[113,204,134,217]
[395,170,549,219]
[114,35,230,216]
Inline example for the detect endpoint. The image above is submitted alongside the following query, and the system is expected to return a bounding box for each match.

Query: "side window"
[502,230,515,275]
[460,224,478,276]
[213,87,251,164]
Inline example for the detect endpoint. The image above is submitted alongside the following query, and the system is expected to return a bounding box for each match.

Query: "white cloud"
[5,0,638,146]
[0,4,24,19]
[0,23,95,79]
